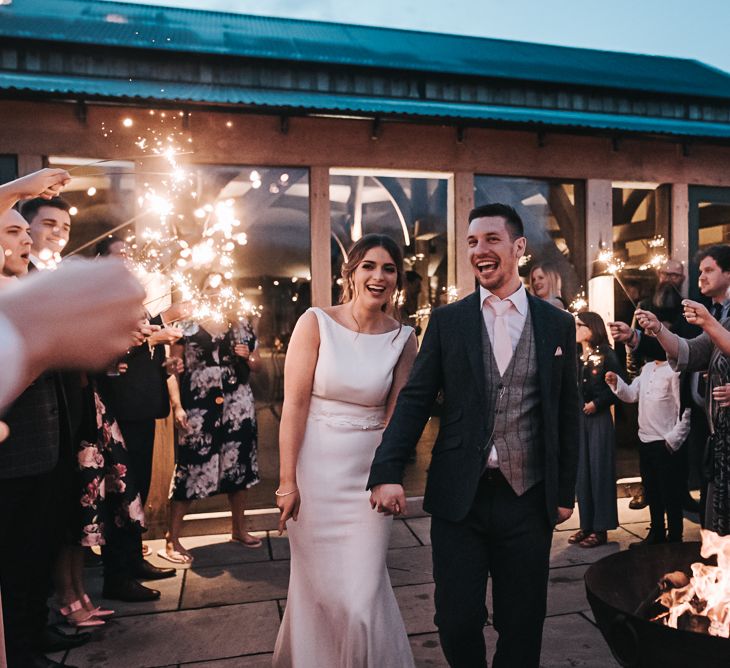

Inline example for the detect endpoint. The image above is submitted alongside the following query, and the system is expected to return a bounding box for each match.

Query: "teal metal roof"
[2,0,730,101]
[3,71,730,140]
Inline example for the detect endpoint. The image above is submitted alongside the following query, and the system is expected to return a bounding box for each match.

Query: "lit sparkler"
[596,246,637,309]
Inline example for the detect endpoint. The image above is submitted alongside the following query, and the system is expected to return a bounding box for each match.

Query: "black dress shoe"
[38,625,91,652]
[629,530,667,549]
[131,559,177,580]
[628,490,648,510]
[103,577,161,602]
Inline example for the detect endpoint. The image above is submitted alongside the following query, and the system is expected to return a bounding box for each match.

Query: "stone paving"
[51,498,701,668]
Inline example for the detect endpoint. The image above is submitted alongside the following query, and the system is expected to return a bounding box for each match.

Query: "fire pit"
[585,542,730,668]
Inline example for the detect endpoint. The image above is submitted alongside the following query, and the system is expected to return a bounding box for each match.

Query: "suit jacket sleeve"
[557,313,581,509]
[366,308,444,489]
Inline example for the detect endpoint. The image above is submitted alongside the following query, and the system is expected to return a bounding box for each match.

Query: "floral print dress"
[170,319,260,500]
[77,385,146,546]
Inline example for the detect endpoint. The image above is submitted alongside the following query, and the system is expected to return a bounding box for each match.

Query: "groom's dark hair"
[468,203,524,240]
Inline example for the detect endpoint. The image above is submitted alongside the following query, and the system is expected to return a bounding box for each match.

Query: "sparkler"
[596,247,637,309]
[569,290,588,314]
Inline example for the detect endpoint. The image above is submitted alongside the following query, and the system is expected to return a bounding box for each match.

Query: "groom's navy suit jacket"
[367,290,580,525]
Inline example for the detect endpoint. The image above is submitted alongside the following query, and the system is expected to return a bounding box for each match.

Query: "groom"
[368,203,579,668]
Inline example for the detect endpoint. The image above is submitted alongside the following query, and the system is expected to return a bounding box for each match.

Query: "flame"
[657,530,730,637]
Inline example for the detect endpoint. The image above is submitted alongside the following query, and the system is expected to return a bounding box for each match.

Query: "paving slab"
[387,545,434,587]
[409,633,448,667]
[64,601,280,668]
[85,568,184,617]
[484,612,619,667]
[269,530,290,561]
[180,654,274,667]
[617,496,651,524]
[144,533,271,570]
[546,565,592,617]
[391,518,422,548]
[394,583,437,635]
[404,516,432,546]
[550,527,640,568]
[182,560,290,608]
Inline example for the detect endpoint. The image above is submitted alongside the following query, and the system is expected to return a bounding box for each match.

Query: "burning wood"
[650,530,730,637]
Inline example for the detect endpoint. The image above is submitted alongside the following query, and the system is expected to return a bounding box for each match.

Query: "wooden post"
[671,184,690,297]
[16,154,43,176]
[309,166,332,307]
[586,179,614,324]
[451,172,475,298]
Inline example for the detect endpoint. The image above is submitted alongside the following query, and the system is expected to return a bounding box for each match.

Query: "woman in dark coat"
[570,311,624,548]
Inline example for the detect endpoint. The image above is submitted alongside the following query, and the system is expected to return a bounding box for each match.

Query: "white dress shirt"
[479,283,529,468]
[0,311,26,412]
[611,361,691,451]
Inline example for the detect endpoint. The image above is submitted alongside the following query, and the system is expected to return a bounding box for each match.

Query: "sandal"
[568,529,590,545]
[81,594,115,619]
[157,548,194,564]
[58,600,105,627]
[230,533,263,549]
[578,531,607,548]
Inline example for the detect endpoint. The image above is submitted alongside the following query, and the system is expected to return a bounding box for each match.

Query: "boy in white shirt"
[606,360,691,547]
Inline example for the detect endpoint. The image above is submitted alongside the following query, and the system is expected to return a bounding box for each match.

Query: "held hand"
[682,299,712,328]
[556,507,573,524]
[712,383,730,408]
[583,401,597,415]
[604,371,618,391]
[276,488,301,535]
[607,321,634,344]
[173,406,189,431]
[369,484,407,517]
[634,309,661,336]
[234,343,251,359]
[117,362,129,374]
[0,421,8,443]
[12,168,71,200]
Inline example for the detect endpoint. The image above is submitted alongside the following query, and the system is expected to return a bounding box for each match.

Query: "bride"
[273,234,418,667]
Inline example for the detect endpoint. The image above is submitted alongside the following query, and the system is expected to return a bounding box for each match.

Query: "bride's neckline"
[317,307,401,336]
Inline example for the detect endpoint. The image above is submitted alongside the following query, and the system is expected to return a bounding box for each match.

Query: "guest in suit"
[93,238,180,601]
[368,203,580,668]
[569,311,622,548]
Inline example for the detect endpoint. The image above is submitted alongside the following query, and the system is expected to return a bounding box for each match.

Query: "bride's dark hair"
[339,234,404,313]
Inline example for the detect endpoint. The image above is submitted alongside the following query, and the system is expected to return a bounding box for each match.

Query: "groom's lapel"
[462,291,486,402]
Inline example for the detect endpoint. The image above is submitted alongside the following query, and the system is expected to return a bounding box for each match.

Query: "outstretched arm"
[683,300,730,355]
[0,168,70,215]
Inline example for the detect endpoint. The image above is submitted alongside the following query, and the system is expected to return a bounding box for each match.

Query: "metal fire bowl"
[585,542,730,668]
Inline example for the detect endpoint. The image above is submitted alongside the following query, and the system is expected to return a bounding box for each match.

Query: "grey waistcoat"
[482,307,544,495]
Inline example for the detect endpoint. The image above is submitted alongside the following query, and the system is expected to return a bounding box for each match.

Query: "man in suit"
[368,203,579,668]
[96,310,179,600]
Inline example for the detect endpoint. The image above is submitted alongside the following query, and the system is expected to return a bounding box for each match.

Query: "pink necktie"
[489,298,513,375]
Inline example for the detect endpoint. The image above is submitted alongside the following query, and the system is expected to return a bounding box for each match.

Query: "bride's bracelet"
[275,487,298,497]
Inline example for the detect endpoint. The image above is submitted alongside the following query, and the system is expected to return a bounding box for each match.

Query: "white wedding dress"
[273,307,416,668]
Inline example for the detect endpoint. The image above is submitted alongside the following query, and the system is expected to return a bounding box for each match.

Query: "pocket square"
[554,346,563,356]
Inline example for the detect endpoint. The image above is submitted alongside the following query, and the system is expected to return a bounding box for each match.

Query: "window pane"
[329,172,450,335]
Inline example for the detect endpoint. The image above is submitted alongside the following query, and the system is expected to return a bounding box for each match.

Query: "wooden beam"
[586,180,614,324]
[671,184,690,297]
[451,171,474,298]
[16,154,43,176]
[309,166,331,307]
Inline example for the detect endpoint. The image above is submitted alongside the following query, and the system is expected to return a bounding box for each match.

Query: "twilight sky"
[103,0,730,73]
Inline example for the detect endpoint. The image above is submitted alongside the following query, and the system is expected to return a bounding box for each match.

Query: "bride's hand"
[276,487,301,535]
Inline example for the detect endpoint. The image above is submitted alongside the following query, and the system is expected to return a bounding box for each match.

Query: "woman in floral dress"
[160,316,260,563]
[53,379,145,626]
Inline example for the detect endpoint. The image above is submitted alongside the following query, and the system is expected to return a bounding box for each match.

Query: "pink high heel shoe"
[81,593,115,618]
[58,600,106,627]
